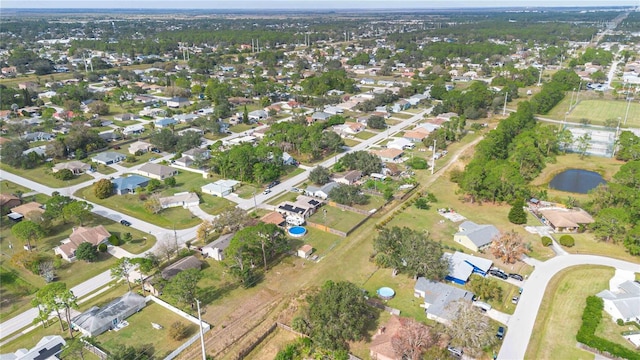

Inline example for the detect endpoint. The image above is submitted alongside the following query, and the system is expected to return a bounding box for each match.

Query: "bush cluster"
[108,234,120,246]
[559,235,575,247]
[576,296,640,360]
[541,236,552,247]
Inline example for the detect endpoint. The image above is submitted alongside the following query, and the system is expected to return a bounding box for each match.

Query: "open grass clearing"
[111,119,141,127]
[245,327,300,360]
[391,113,413,120]
[199,194,237,216]
[229,123,255,133]
[93,163,117,175]
[565,233,639,263]
[307,205,367,233]
[266,191,299,206]
[0,163,93,188]
[114,149,160,168]
[0,265,38,322]
[235,183,259,199]
[97,301,199,359]
[294,227,343,257]
[594,310,639,352]
[350,193,387,212]
[343,138,361,147]
[566,99,640,128]
[525,265,614,360]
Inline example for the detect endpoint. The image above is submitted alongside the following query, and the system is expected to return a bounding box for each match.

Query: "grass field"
[307,205,367,233]
[0,180,31,195]
[343,138,361,147]
[525,266,614,360]
[245,328,300,360]
[546,95,640,128]
[297,227,343,257]
[0,163,93,188]
[594,311,639,352]
[98,302,199,358]
[354,131,377,140]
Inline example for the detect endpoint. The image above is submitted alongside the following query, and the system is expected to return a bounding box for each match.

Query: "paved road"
[498,255,640,360]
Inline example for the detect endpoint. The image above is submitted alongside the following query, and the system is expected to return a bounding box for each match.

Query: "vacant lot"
[526,266,614,360]
[98,301,199,358]
[0,180,31,195]
[307,205,367,233]
[0,163,93,188]
[245,327,300,360]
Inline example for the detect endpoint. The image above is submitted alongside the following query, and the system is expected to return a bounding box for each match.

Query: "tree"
[53,168,74,180]
[0,139,28,167]
[339,150,382,175]
[88,101,109,115]
[490,230,528,264]
[60,338,86,360]
[156,237,178,263]
[165,268,202,309]
[33,282,78,338]
[367,115,386,129]
[391,317,435,360]
[39,260,55,283]
[75,242,98,262]
[211,207,252,234]
[225,223,287,272]
[309,166,331,185]
[164,176,176,187]
[63,201,93,226]
[169,321,189,340]
[508,198,527,224]
[307,280,372,351]
[111,258,134,292]
[576,132,592,159]
[590,207,630,243]
[373,226,449,279]
[144,193,162,214]
[94,179,114,199]
[11,220,44,251]
[329,184,368,206]
[196,221,214,243]
[446,300,495,356]
[468,275,503,301]
[146,178,162,192]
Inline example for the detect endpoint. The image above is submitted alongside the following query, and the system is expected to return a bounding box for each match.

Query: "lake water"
[549,169,606,194]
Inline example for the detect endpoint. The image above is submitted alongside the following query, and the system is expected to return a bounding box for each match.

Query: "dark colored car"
[120,219,132,226]
[496,326,505,340]
[489,269,508,280]
[268,180,280,188]
[509,273,524,281]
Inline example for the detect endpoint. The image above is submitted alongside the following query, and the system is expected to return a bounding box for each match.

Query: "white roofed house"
[159,192,200,209]
[128,140,153,155]
[174,148,210,168]
[248,109,268,121]
[122,124,145,136]
[453,221,500,252]
[305,182,339,200]
[597,281,640,323]
[201,179,240,197]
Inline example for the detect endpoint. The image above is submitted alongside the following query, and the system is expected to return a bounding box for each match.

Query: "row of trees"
[263,121,345,161]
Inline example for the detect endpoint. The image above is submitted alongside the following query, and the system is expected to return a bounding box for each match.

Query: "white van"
[473,301,492,312]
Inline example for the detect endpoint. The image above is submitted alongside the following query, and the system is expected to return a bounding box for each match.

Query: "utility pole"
[502,93,508,116]
[431,140,436,175]
[196,299,206,360]
[624,94,632,125]
[537,66,543,86]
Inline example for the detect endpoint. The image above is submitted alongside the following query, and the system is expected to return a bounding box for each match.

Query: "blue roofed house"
[453,221,500,252]
[444,251,493,285]
[92,152,126,165]
[154,118,178,128]
[112,175,150,195]
[414,277,474,324]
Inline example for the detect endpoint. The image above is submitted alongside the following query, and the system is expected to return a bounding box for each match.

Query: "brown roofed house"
[260,212,286,226]
[0,194,21,214]
[10,202,45,220]
[538,208,595,232]
[54,225,111,261]
[370,315,433,360]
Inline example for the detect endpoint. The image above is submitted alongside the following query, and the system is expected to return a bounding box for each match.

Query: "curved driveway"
[498,255,640,360]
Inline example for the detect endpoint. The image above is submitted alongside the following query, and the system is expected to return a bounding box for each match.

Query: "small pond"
[549,169,606,194]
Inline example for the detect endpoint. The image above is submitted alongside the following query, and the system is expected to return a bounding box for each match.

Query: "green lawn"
[111,119,141,127]
[115,151,160,168]
[0,180,31,195]
[391,113,413,120]
[76,186,201,230]
[594,311,639,352]
[296,227,343,257]
[463,275,520,315]
[354,131,377,140]
[97,302,199,358]
[245,327,300,360]
[229,123,254,133]
[235,184,259,199]
[526,266,614,360]
[307,205,367,233]
[93,163,117,175]
[266,191,299,206]
[0,265,37,321]
[0,163,93,188]
[562,99,640,128]
[199,194,236,216]
[350,194,388,212]
[343,138,361,147]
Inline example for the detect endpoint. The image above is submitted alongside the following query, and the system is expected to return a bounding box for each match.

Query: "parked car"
[268,180,280,188]
[120,219,132,226]
[151,148,161,154]
[473,301,492,312]
[262,189,272,195]
[447,346,463,358]
[509,273,524,281]
[512,296,519,304]
[489,269,508,280]
[496,326,505,340]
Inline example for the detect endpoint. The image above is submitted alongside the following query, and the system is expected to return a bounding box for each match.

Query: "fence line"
[82,339,108,360]
[326,201,371,215]
[234,322,278,359]
[306,221,347,237]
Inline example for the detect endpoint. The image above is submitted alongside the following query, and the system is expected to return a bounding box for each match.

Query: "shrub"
[98,243,108,252]
[541,236,552,246]
[168,321,188,340]
[53,169,74,180]
[616,318,624,326]
[108,234,120,246]
[559,235,575,247]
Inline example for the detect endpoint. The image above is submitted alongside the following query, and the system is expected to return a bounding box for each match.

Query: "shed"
[297,244,314,258]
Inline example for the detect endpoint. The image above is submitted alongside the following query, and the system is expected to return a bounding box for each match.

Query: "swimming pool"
[288,226,307,237]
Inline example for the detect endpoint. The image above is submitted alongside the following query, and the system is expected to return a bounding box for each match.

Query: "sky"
[1,0,638,9]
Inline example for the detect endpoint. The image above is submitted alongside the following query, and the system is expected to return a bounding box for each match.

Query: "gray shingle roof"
[456,221,500,248]
[415,277,474,321]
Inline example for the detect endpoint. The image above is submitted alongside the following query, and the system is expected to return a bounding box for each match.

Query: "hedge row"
[576,296,640,360]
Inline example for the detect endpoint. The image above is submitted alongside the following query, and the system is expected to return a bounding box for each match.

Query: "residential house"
[597,281,640,323]
[436,112,459,122]
[414,277,475,324]
[112,175,150,195]
[113,113,139,121]
[454,221,500,252]
[311,111,332,122]
[371,148,404,162]
[324,106,344,115]
[71,292,146,337]
[248,109,268,121]
[52,161,91,175]
[201,233,235,261]
[166,97,190,108]
[99,131,122,142]
[260,212,286,227]
[128,141,153,155]
[92,152,125,165]
[122,124,145,136]
[201,179,240,197]
[54,225,111,262]
[297,244,314,259]
[136,163,177,180]
[0,194,21,214]
[159,192,200,209]
[382,163,401,176]
[390,99,410,113]
[0,335,66,360]
[174,148,210,167]
[282,152,298,166]
[154,118,178,129]
[305,182,339,200]
[444,252,493,285]
[174,113,198,123]
[277,195,323,220]
[8,202,44,222]
[408,93,428,106]
[334,170,362,185]
[387,138,415,151]
[161,255,202,280]
[22,132,54,142]
[370,316,419,360]
[403,127,430,143]
[537,208,595,232]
